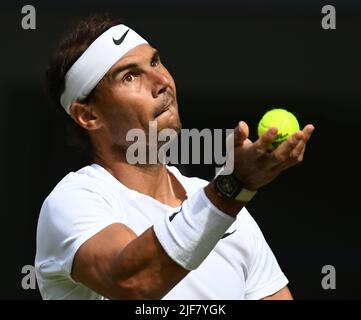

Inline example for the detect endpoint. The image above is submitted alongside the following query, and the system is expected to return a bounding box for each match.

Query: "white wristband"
[153,188,235,270]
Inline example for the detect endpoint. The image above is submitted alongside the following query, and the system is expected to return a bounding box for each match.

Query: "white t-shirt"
[35,164,288,300]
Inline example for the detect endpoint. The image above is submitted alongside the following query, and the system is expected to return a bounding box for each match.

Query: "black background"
[0,0,360,299]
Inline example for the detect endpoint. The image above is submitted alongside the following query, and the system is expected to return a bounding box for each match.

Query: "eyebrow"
[110,50,160,80]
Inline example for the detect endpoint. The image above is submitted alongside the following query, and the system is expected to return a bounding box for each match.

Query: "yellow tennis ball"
[258,108,300,150]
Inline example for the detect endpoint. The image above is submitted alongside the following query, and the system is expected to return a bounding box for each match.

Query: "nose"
[150,69,170,98]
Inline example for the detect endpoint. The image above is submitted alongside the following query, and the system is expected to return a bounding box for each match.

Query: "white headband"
[60,24,148,114]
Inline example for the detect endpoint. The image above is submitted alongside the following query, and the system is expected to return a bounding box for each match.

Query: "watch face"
[215,174,242,198]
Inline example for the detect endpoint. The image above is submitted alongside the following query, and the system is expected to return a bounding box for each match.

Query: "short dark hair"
[45,13,122,156]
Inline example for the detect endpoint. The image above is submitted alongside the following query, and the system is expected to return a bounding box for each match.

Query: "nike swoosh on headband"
[113,29,130,45]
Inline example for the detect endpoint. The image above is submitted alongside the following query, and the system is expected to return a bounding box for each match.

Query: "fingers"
[230,120,315,190]
[236,121,249,143]
[291,139,305,161]
[253,127,278,155]
[273,124,315,170]
[298,144,306,162]
[290,125,314,161]
[288,124,314,161]
[302,124,315,143]
[273,131,304,162]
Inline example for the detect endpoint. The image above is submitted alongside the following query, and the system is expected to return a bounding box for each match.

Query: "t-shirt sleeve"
[243,212,289,300]
[37,184,125,281]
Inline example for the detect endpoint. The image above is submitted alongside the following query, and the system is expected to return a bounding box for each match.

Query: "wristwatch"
[213,173,257,202]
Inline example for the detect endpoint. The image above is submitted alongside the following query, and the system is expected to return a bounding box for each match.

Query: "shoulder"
[36,165,126,276]
[45,164,122,204]
[43,167,106,211]
[50,165,110,195]
[39,165,124,230]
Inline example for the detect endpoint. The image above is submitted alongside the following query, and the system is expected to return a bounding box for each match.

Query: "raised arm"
[72,121,314,299]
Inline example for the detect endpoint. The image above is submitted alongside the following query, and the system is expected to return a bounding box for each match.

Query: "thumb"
[226,121,250,150]
[234,121,249,146]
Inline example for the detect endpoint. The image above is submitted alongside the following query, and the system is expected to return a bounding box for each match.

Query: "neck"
[94,152,186,208]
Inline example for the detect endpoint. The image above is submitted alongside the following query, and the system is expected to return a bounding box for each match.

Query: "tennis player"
[35,14,314,300]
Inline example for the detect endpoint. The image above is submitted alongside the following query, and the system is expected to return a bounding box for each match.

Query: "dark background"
[0,0,360,299]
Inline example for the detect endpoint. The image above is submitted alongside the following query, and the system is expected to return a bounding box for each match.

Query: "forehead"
[109,44,156,71]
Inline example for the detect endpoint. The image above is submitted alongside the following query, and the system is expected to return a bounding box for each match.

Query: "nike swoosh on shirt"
[112,29,130,45]
[221,229,237,239]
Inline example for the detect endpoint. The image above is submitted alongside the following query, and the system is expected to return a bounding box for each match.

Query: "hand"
[230,121,315,190]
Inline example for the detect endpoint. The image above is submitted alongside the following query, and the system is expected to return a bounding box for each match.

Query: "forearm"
[109,227,189,299]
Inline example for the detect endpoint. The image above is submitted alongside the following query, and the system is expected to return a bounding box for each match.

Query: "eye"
[151,56,160,67]
[123,73,135,83]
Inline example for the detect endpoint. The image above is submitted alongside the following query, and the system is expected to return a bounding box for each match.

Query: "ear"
[69,100,102,131]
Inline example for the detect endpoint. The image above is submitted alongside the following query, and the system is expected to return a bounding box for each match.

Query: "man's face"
[92,44,181,151]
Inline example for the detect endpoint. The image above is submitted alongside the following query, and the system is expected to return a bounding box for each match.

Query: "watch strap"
[235,188,257,202]
[214,168,257,202]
